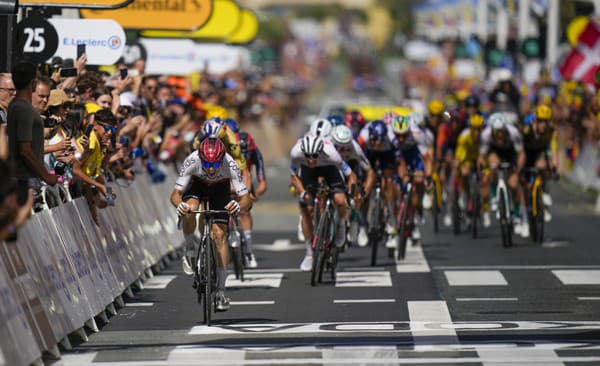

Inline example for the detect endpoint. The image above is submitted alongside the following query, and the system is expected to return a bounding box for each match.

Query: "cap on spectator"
[48,89,75,107]
[170,97,187,107]
[120,91,138,108]
[85,103,102,114]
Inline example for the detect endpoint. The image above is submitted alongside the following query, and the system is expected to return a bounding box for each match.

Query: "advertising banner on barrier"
[47,18,126,65]
[0,246,41,366]
[0,237,57,356]
[227,8,258,44]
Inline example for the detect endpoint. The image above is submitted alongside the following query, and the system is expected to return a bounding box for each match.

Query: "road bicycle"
[468,167,482,239]
[178,203,230,326]
[396,173,415,260]
[524,167,546,244]
[311,184,339,286]
[430,171,443,233]
[496,162,514,248]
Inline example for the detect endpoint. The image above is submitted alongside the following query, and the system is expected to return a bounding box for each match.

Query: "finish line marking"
[333,299,396,304]
[230,301,275,305]
[456,298,518,302]
[125,302,154,307]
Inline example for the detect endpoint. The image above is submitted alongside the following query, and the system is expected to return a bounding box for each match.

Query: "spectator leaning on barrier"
[72,107,117,224]
[8,62,57,208]
[0,73,15,125]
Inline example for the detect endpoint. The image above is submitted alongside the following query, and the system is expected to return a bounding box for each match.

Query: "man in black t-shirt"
[7,62,57,205]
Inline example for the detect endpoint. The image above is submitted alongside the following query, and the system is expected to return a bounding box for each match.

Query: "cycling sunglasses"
[202,161,222,169]
[304,153,320,159]
[98,123,117,134]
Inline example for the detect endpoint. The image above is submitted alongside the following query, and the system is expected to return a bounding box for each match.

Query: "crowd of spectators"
[0,54,303,240]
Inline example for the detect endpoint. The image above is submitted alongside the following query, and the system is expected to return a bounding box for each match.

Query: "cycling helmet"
[409,112,425,128]
[309,118,333,138]
[428,100,445,115]
[199,138,226,168]
[327,114,344,126]
[224,118,239,133]
[489,112,506,132]
[206,105,228,120]
[382,111,398,125]
[464,95,481,108]
[535,104,552,120]
[392,115,410,135]
[469,113,484,129]
[202,117,225,139]
[331,125,354,146]
[344,110,365,128]
[239,131,255,158]
[300,134,324,158]
[368,120,387,141]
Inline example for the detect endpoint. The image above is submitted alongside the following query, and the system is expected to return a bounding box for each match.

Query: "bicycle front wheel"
[397,195,410,260]
[534,185,545,244]
[311,211,329,286]
[202,238,215,325]
[498,191,512,248]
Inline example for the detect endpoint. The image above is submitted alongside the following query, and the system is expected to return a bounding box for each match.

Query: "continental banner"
[81,0,213,31]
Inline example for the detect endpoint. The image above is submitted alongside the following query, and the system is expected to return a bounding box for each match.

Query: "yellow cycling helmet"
[428,100,445,116]
[206,105,228,120]
[535,104,552,120]
[469,114,484,129]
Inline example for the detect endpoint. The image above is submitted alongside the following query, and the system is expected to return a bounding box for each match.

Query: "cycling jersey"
[480,124,523,163]
[436,122,462,154]
[334,139,371,173]
[409,121,434,156]
[521,124,557,167]
[455,128,480,165]
[175,151,248,196]
[290,138,352,177]
[357,122,396,152]
[396,135,424,172]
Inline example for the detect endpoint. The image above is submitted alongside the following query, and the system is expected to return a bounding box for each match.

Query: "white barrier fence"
[0,176,181,366]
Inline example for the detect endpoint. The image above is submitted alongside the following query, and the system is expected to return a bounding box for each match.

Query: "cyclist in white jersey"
[170,138,251,311]
[290,134,357,271]
[409,111,435,210]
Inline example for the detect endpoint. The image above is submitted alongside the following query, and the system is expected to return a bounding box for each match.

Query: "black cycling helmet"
[464,95,480,109]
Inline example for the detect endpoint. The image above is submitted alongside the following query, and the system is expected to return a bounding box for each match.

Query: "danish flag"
[559,19,600,86]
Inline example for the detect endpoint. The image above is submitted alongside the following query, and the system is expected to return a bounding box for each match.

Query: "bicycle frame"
[311,185,337,286]
[496,162,513,247]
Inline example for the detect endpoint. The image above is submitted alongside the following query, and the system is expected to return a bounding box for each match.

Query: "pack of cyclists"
[170,96,559,311]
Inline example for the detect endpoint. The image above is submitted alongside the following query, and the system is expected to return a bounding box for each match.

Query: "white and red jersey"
[290,138,353,177]
[409,120,434,156]
[175,151,248,196]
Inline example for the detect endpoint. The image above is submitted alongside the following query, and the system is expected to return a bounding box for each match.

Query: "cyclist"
[309,118,334,139]
[193,117,247,173]
[425,100,445,138]
[464,95,481,118]
[357,120,398,245]
[330,124,376,246]
[344,110,366,138]
[437,110,467,227]
[238,130,268,268]
[327,114,345,127]
[290,134,357,271]
[478,113,528,238]
[408,111,434,210]
[521,104,558,222]
[171,138,251,311]
[455,113,491,228]
[392,115,431,243]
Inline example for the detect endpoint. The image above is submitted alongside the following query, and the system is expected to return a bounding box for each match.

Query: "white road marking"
[333,299,396,304]
[168,346,245,362]
[226,273,283,288]
[396,245,431,273]
[578,297,600,300]
[552,270,600,285]
[477,347,564,366]
[245,268,303,274]
[143,275,177,289]
[444,270,508,286]
[408,301,457,350]
[254,239,306,252]
[434,265,600,270]
[456,298,518,302]
[125,302,154,307]
[322,346,398,364]
[230,301,275,305]
[335,271,392,287]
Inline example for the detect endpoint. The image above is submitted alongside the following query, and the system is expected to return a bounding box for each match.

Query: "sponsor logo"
[62,36,123,49]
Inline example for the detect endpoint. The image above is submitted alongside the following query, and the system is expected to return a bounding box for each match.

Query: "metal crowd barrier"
[0,175,181,366]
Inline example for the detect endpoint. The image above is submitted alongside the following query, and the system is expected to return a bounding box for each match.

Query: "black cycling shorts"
[489,146,517,165]
[366,149,397,171]
[182,178,230,224]
[299,165,346,197]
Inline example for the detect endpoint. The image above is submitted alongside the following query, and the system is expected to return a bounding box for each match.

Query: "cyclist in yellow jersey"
[455,113,490,227]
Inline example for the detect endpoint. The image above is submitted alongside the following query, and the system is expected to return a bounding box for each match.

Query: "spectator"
[7,62,57,208]
[0,159,33,241]
[31,76,52,115]
[0,73,15,124]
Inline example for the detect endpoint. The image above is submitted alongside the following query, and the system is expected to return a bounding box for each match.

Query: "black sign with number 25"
[16,16,59,64]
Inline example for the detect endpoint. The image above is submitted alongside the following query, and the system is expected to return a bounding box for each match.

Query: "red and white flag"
[559,19,600,85]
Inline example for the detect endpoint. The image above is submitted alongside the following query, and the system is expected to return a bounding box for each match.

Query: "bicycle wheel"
[203,238,215,326]
[238,230,246,281]
[452,188,461,235]
[470,180,480,239]
[231,246,243,281]
[397,195,410,260]
[498,190,512,248]
[432,177,442,233]
[369,194,382,266]
[534,185,545,244]
[311,211,329,286]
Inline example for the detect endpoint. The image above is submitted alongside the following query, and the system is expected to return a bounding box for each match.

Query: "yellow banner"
[227,8,258,44]
[80,0,213,31]
[20,0,131,9]
[344,105,412,121]
[141,0,240,39]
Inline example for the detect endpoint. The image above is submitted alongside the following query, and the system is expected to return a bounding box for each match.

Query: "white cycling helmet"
[409,111,425,128]
[488,112,506,132]
[300,134,324,157]
[331,125,354,146]
[202,117,224,139]
[309,118,333,138]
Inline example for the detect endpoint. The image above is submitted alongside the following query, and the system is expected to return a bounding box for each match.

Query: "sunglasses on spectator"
[0,87,16,94]
[202,161,221,169]
[97,122,117,134]
[304,153,319,159]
